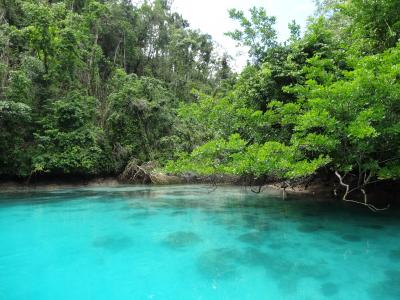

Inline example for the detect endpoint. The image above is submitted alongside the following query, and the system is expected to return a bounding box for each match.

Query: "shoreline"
[0,175,334,197]
[0,177,121,191]
[0,175,397,208]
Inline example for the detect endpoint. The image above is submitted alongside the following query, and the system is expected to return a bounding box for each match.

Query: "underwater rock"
[369,270,400,300]
[389,249,400,260]
[92,235,133,252]
[264,257,294,275]
[130,221,143,226]
[385,269,400,281]
[264,257,330,280]
[250,221,271,232]
[297,224,325,233]
[301,212,320,218]
[225,224,240,231]
[359,224,385,230]
[59,207,89,213]
[163,231,202,248]
[239,247,270,267]
[267,242,284,250]
[295,263,330,279]
[320,282,339,297]
[237,231,266,245]
[170,210,187,216]
[197,248,241,280]
[123,211,157,220]
[341,234,362,242]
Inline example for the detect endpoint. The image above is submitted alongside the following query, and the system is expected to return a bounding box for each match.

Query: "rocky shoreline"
[0,173,397,209]
[0,173,333,197]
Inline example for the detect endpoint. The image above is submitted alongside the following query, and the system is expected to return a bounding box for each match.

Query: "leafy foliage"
[167,0,400,190]
[0,0,231,178]
[1,0,399,194]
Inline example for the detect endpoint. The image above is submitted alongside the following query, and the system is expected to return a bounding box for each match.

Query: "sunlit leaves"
[226,7,277,62]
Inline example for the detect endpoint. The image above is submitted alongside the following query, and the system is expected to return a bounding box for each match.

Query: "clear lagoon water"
[0,185,399,300]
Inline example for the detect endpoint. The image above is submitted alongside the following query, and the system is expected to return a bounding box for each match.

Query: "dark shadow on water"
[170,210,187,216]
[225,245,332,294]
[388,249,400,261]
[119,203,146,210]
[341,234,363,242]
[197,244,331,290]
[297,224,325,233]
[280,264,331,294]
[267,242,285,250]
[208,211,273,234]
[301,211,320,218]
[123,210,157,220]
[263,254,331,294]
[225,224,240,231]
[368,270,400,300]
[129,221,143,226]
[237,231,266,246]
[92,235,134,252]
[320,282,339,297]
[163,231,202,249]
[359,224,385,230]
[239,247,270,267]
[57,207,90,213]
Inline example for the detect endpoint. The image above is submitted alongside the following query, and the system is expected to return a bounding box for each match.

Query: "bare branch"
[335,171,389,212]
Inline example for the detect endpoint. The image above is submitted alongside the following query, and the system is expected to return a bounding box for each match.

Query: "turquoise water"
[0,185,399,300]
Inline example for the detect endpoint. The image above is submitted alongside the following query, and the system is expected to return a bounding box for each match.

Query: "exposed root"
[207,175,218,193]
[119,159,157,184]
[335,171,390,212]
[250,185,263,193]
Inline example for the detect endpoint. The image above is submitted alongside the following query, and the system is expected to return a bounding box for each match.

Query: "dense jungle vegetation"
[0,0,399,203]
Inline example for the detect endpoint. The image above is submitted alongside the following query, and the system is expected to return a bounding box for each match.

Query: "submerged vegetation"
[0,0,399,204]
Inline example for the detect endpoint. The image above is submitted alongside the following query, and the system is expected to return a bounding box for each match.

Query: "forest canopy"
[0,0,399,202]
[0,0,228,177]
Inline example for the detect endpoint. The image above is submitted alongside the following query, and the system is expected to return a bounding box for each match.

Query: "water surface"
[0,185,399,300]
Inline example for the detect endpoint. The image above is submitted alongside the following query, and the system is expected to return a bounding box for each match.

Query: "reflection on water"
[0,185,399,300]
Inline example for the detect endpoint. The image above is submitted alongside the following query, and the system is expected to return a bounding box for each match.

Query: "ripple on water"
[197,248,241,280]
[92,235,133,252]
[163,231,202,249]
